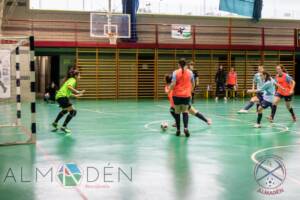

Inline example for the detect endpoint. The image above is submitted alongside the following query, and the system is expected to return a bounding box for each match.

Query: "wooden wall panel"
[118,49,138,99]
[76,48,295,99]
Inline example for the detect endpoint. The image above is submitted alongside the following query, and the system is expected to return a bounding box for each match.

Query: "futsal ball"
[161,121,168,130]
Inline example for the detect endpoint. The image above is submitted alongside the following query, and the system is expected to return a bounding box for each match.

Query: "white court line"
[144,120,172,132]
[152,104,290,137]
[251,144,300,186]
[144,119,288,137]
[77,108,121,117]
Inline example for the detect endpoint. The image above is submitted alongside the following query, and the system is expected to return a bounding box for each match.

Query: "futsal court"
[1,0,300,200]
[0,98,299,200]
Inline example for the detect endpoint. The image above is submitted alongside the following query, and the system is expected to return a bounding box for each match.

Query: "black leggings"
[216,82,226,97]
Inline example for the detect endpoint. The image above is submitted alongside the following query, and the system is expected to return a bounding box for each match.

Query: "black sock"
[174,113,180,131]
[63,114,73,127]
[256,104,259,112]
[182,112,189,129]
[54,110,68,123]
[257,113,262,124]
[271,105,277,119]
[289,108,295,117]
[195,112,208,123]
[170,109,176,120]
[244,101,254,110]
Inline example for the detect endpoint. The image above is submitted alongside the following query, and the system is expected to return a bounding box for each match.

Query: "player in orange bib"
[168,58,194,137]
[269,65,296,122]
[226,67,238,99]
[165,74,212,128]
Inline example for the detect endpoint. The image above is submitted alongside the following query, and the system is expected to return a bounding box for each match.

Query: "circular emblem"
[254,156,286,189]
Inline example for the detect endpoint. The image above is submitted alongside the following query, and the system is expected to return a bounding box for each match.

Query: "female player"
[165,74,211,128]
[215,65,227,101]
[247,72,275,128]
[52,68,85,134]
[187,61,199,104]
[226,67,238,99]
[269,65,296,122]
[169,58,194,137]
[238,65,264,113]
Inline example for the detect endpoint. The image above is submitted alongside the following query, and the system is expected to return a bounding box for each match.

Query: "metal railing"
[2,19,297,49]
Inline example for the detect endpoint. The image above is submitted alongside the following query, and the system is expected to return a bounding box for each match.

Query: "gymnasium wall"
[76,48,295,99]
[2,4,297,99]
[2,5,300,47]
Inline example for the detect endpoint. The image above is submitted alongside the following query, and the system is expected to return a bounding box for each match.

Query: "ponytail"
[63,67,79,83]
[263,71,271,82]
[178,58,186,74]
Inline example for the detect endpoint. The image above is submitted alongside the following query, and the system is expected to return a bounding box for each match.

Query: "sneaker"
[172,123,176,128]
[224,97,227,101]
[184,128,190,137]
[61,126,71,134]
[176,131,181,137]
[254,124,262,128]
[292,115,297,122]
[238,109,249,114]
[52,122,58,130]
[207,118,212,125]
[215,97,219,101]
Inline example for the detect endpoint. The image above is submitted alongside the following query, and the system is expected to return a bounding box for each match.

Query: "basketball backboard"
[90,13,131,38]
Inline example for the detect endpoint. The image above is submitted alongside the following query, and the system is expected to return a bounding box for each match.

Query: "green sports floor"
[0,97,300,200]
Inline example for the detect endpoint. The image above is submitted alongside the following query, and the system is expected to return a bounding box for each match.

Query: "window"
[30,0,122,12]
[30,0,300,20]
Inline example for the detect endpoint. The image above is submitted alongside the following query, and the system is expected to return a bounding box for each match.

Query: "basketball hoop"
[108,33,117,45]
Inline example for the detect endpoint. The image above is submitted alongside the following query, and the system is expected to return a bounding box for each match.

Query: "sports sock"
[170,110,176,120]
[271,105,277,119]
[54,110,68,123]
[63,110,77,127]
[195,112,208,123]
[182,112,189,129]
[289,108,295,117]
[257,113,262,124]
[244,101,254,110]
[63,114,73,127]
[174,113,181,131]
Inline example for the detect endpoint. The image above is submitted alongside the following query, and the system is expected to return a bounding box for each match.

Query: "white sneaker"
[238,109,249,114]
[224,97,227,101]
[215,97,219,102]
[254,124,262,128]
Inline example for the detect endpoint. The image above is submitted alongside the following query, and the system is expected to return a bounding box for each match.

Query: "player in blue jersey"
[247,71,275,128]
[238,65,264,113]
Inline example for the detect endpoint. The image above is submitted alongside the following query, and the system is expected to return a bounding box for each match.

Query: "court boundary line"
[251,144,300,186]
[152,104,290,137]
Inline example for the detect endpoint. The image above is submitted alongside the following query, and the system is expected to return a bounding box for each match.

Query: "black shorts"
[173,96,191,106]
[275,93,293,102]
[256,91,264,102]
[260,100,272,109]
[170,107,175,112]
[56,97,72,109]
[226,84,235,89]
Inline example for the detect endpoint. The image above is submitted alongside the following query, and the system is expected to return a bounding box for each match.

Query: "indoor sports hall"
[0,0,300,200]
